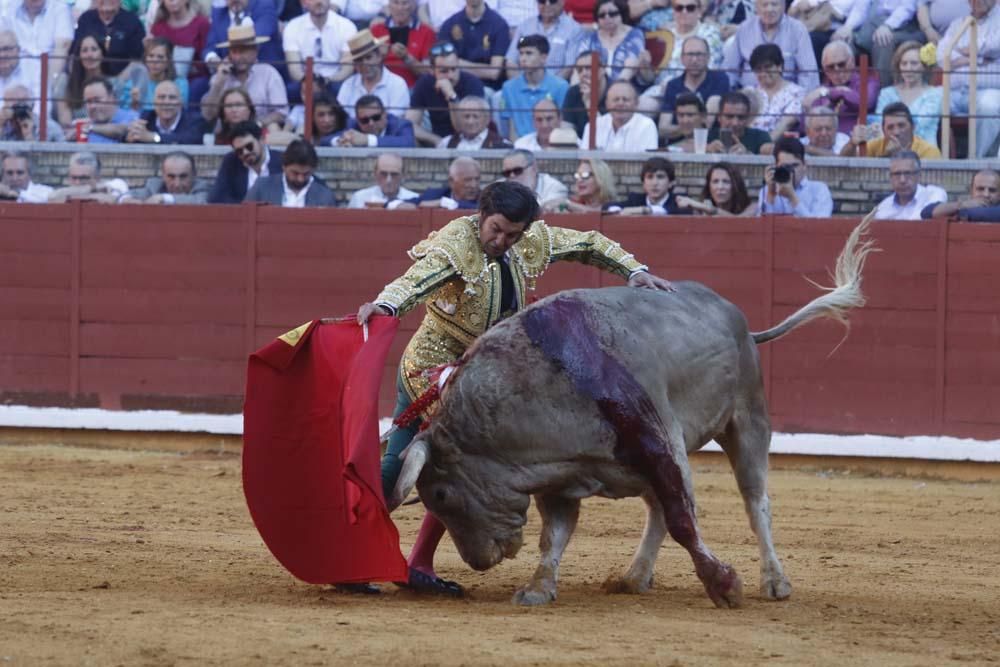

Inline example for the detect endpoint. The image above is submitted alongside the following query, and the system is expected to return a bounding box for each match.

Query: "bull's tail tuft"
[752,212,879,345]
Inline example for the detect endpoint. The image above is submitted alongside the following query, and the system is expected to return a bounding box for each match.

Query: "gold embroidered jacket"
[375,215,648,399]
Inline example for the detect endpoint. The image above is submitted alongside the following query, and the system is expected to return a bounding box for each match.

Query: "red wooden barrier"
[1,202,999,440]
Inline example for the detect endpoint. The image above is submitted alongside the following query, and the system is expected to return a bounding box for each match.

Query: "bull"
[388,217,876,608]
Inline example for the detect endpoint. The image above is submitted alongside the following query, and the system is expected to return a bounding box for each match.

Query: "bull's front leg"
[513,494,580,606]
[603,489,666,594]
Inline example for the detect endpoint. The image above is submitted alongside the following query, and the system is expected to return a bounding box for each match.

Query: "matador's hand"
[628,271,676,292]
[357,302,390,325]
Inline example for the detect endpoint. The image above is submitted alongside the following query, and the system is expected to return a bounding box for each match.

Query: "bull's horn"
[387,440,428,512]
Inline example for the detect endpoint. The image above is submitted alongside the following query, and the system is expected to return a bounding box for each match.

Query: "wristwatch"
[153,132,161,144]
[447,93,459,103]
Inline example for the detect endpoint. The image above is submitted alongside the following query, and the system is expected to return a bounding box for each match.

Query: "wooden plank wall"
[1,202,998,440]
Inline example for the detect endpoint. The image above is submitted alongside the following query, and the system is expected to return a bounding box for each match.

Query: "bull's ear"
[387,439,429,512]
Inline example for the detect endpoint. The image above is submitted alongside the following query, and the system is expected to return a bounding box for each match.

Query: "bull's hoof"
[512,584,556,606]
[761,575,792,600]
[702,563,743,609]
[601,573,653,595]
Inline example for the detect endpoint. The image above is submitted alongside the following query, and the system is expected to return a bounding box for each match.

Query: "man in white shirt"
[283,0,357,88]
[0,30,41,113]
[336,29,410,121]
[0,150,52,203]
[513,98,562,151]
[500,148,567,209]
[47,151,129,204]
[801,106,850,156]
[2,0,72,82]
[873,151,947,220]
[347,153,418,208]
[582,80,658,152]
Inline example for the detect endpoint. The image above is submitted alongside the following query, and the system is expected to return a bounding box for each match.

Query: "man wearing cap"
[283,0,358,96]
[205,0,284,71]
[336,29,410,122]
[201,24,289,127]
[406,41,486,146]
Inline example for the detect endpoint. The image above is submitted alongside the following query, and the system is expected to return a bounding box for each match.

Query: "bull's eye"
[434,489,447,503]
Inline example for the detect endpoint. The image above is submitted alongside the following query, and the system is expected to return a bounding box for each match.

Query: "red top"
[151,14,212,80]
[370,22,436,87]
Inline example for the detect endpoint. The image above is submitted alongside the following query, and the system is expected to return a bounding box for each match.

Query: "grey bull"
[389,217,877,608]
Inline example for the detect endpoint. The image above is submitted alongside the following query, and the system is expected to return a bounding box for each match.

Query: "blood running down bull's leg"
[523,297,744,609]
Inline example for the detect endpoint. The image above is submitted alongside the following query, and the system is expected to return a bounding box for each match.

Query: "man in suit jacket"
[610,157,692,216]
[121,152,211,204]
[208,120,283,204]
[244,139,337,207]
[204,0,284,70]
[125,81,206,145]
[328,94,416,148]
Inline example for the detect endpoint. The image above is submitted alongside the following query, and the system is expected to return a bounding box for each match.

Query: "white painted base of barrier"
[0,405,998,463]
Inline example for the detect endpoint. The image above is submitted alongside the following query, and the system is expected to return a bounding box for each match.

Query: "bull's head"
[389,431,530,571]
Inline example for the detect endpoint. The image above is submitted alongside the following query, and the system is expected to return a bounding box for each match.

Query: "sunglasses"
[597,9,621,18]
[430,42,456,57]
[357,112,383,125]
[574,171,593,180]
[502,166,526,178]
[233,141,257,155]
[673,3,699,11]
[823,59,852,70]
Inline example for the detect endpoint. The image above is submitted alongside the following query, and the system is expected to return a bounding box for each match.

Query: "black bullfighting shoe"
[395,567,464,597]
[333,582,382,595]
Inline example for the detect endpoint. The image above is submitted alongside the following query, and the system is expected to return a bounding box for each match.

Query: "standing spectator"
[370,0,436,87]
[437,0,511,89]
[500,35,569,139]
[331,94,415,147]
[74,0,145,77]
[336,29,410,121]
[687,161,757,215]
[501,148,568,209]
[150,0,211,81]
[803,40,880,136]
[213,86,255,144]
[562,49,608,137]
[414,156,482,209]
[513,97,562,150]
[582,80,658,151]
[922,169,1000,219]
[544,157,618,212]
[120,151,211,204]
[78,77,141,143]
[657,35,730,139]
[505,0,584,80]
[613,156,690,215]
[201,25,289,127]
[2,0,73,82]
[406,41,486,146]
[842,101,941,158]
[721,0,820,91]
[663,91,705,151]
[936,0,1000,159]
[800,105,850,155]
[706,91,773,154]
[438,95,513,149]
[2,84,66,141]
[839,1,922,88]
[309,91,347,145]
[47,151,129,203]
[915,0,968,45]
[0,151,53,203]
[871,40,941,147]
[0,30,41,114]
[126,80,205,144]
[244,139,337,207]
[283,0,358,96]
[579,0,645,82]
[872,150,946,220]
[118,37,190,112]
[748,43,803,140]
[346,153,418,209]
[204,0,283,70]
[208,120,284,204]
[757,136,833,217]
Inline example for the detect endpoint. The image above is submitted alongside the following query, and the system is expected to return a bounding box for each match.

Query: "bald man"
[127,80,206,144]
[922,169,1000,220]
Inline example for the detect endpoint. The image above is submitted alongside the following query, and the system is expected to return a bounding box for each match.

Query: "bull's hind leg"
[513,494,580,606]
[716,404,792,600]
[603,490,666,594]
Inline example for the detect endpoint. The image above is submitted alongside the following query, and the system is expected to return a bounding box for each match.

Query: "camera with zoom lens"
[773,165,792,184]
[11,103,32,121]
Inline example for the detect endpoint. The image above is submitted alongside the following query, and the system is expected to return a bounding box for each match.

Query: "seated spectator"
[346,153,418,208]
[563,49,609,137]
[245,139,337,207]
[684,161,757,215]
[370,0,436,87]
[310,91,348,145]
[334,0,385,25]
[612,156,691,215]
[583,80,658,151]
[48,151,129,203]
[872,150,946,220]
[118,37,190,112]
[54,33,117,128]
[0,151,53,203]
[722,0,820,91]
[214,86,255,144]
[78,77,141,143]
[748,43,804,140]
[437,0,510,89]
[915,0,968,46]
[283,0,357,95]
[336,29,410,121]
[201,25,289,127]
[803,40,880,137]
[331,94,416,147]
[921,169,1000,220]
[657,36,730,140]
[579,0,645,82]
[500,35,570,139]
[501,148,568,209]
[513,98,563,151]
[787,0,854,66]
[74,0,145,78]
[413,155,482,209]
[757,136,833,217]
[800,105,850,156]
[149,0,211,81]
[208,120,284,204]
[871,41,942,148]
[0,30,42,114]
[936,0,1000,159]
[838,0,922,87]
[706,91,774,155]
[3,0,73,82]
[505,0,584,80]
[664,92,705,151]
[406,42,485,147]
[544,157,618,212]
[417,0,466,31]
[126,80,206,144]
[204,0,284,71]
[842,101,941,158]
[438,96,513,149]
[1,85,65,141]
[120,151,210,204]
[706,0,757,39]
[636,0,724,98]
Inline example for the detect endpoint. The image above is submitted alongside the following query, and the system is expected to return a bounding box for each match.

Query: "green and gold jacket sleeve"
[374,251,458,317]
[546,224,648,279]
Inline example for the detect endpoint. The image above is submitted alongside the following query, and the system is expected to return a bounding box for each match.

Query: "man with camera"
[758,136,834,217]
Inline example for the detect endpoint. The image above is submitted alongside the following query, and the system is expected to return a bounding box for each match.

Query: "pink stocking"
[407,512,446,576]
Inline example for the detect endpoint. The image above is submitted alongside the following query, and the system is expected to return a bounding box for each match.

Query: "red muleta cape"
[242,317,408,584]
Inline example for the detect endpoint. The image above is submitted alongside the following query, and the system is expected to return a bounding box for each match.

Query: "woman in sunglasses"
[579,0,646,82]
[544,158,619,213]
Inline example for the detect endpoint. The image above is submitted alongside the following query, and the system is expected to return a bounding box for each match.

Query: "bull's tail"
[752,212,878,345]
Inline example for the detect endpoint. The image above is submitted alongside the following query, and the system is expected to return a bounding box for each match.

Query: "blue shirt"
[500,73,569,137]
[661,71,731,116]
[438,6,511,87]
[87,108,141,144]
[505,12,585,72]
[757,177,833,218]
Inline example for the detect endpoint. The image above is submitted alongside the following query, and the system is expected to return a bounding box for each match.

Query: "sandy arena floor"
[1,442,998,666]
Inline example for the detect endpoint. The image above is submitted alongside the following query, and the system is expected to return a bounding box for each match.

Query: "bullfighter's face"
[478,213,528,258]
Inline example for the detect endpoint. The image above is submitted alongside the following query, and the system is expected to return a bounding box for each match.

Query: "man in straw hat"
[205,0,284,69]
[336,28,410,122]
[200,23,289,127]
